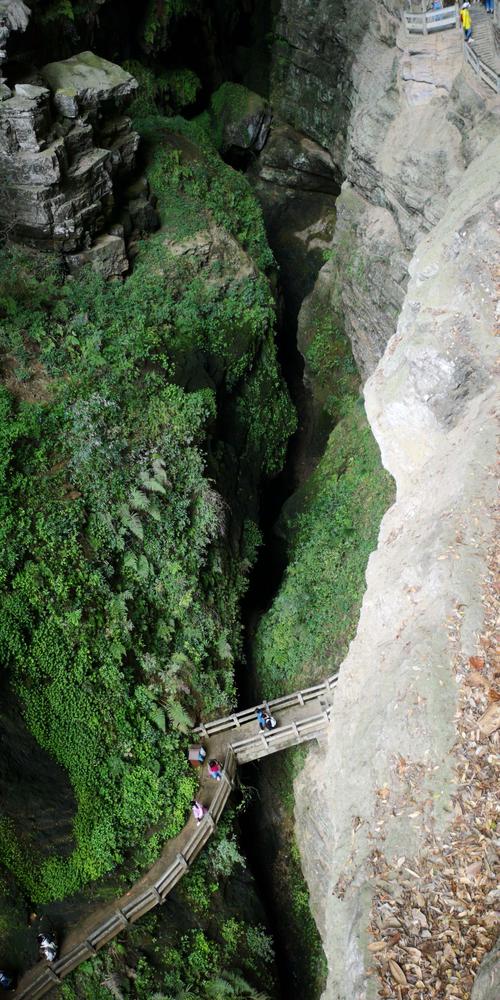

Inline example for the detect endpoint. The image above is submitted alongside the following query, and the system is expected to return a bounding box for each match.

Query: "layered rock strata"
[0,46,158,276]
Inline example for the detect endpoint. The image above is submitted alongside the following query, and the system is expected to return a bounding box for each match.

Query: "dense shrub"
[0,111,294,901]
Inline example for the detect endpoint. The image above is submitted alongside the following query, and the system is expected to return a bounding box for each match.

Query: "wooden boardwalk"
[13,676,337,999]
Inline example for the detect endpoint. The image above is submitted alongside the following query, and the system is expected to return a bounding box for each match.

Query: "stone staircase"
[470,5,500,72]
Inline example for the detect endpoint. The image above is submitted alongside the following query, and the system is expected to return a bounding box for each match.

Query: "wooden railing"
[194,675,338,738]
[15,749,238,1000]
[463,38,500,92]
[14,674,339,998]
[231,707,332,763]
[404,4,459,33]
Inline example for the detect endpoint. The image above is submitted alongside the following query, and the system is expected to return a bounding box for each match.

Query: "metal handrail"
[404,4,459,33]
[463,38,500,92]
[14,700,328,998]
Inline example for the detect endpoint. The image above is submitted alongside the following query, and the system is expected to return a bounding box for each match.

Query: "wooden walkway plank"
[12,680,336,998]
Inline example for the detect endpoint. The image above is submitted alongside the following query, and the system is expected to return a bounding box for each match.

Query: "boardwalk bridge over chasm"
[14,676,338,999]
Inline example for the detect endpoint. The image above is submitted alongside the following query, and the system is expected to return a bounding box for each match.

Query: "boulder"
[210,82,272,156]
[41,51,138,119]
[65,231,128,278]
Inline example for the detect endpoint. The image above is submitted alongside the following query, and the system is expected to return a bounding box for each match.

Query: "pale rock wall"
[274,0,499,375]
[272,2,500,997]
[294,132,499,1000]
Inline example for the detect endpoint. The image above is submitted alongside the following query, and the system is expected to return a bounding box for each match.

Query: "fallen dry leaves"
[367,531,499,999]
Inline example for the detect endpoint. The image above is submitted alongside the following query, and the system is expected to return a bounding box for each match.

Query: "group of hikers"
[460,0,495,44]
[189,704,278,824]
[3,704,280,987]
[0,933,58,991]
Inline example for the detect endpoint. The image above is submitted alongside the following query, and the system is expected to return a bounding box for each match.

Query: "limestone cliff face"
[0,11,159,276]
[273,0,499,376]
[271,4,500,998]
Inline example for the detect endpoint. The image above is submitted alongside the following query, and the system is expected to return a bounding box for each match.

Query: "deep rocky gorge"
[269,3,499,998]
[0,1,499,999]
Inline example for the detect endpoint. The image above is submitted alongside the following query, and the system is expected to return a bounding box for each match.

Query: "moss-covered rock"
[255,400,394,695]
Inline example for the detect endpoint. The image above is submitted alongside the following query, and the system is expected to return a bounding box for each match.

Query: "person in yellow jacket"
[460,2,473,41]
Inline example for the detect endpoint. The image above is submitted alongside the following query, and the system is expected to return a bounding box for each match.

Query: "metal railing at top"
[463,37,500,92]
[404,4,459,33]
[194,674,338,738]
[14,749,237,1000]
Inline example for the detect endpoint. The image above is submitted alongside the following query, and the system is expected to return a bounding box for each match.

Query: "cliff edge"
[271,3,499,997]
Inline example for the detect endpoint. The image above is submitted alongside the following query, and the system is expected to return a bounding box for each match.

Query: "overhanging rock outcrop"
[0,48,157,276]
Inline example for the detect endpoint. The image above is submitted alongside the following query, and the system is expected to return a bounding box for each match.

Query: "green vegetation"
[124,61,201,116]
[30,0,199,53]
[0,100,294,903]
[261,749,328,995]
[304,316,358,423]
[59,917,274,999]
[255,399,394,694]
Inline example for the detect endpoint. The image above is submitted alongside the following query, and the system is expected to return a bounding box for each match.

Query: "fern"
[123,551,138,574]
[119,505,144,540]
[137,554,150,579]
[165,698,192,733]
[148,502,162,522]
[139,469,167,494]
[129,487,150,511]
[152,457,169,484]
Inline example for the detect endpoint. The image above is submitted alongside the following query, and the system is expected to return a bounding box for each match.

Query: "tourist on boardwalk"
[264,713,277,731]
[256,707,266,730]
[191,799,207,824]
[37,933,57,963]
[0,970,13,991]
[208,758,223,781]
[460,2,473,40]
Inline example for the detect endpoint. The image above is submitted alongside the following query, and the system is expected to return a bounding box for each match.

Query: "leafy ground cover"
[255,398,395,695]
[0,107,294,905]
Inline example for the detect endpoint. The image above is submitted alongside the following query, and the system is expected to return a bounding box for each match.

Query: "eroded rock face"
[272,0,500,376]
[294,135,499,1000]
[270,4,500,997]
[0,49,157,275]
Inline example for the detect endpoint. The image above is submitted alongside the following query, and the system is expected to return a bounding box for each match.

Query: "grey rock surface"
[41,50,138,119]
[294,134,499,1000]
[270,4,500,996]
[0,0,29,72]
[65,231,129,278]
[271,0,500,374]
[0,48,147,273]
[471,936,500,1000]
[210,84,272,156]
